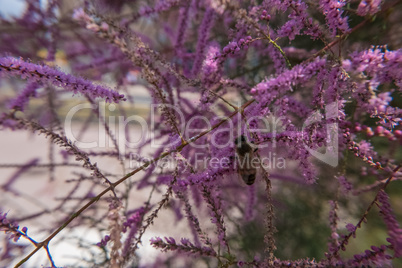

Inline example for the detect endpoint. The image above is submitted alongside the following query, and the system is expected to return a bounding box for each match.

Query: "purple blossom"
[276,1,322,40]
[336,175,352,195]
[277,1,309,41]
[345,223,357,234]
[0,211,27,243]
[347,245,392,266]
[219,36,253,58]
[356,140,376,158]
[357,0,382,16]
[96,235,111,247]
[369,92,393,113]
[150,236,217,256]
[72,8,92,23]
[378,190,402,258]
[251,58,327,102]
[7,81,40,111]
[0,0,401,267]
[175,3,191,50]
[138,0,180,18]
[260,10,271,21]
[343,47,402,89]
[192,8,215,77]
[121,207,146,256]
[201,44,222,86]
[0,57,125,103]
[319,0,350,37]
[328,200,339,253]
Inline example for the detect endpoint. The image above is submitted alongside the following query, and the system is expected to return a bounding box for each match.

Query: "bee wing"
[241,172,256,185]
[235,149,258,186]
[237,163,257,185]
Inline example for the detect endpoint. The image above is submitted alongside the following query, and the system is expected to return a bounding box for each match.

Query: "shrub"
[0,0,401,267]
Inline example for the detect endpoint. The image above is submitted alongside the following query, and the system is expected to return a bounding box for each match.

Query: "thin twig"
[14,99,255,267]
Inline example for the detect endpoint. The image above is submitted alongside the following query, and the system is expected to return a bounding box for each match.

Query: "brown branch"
[14,99,255,267]
[308,0,402,61]
[328,165,401,259]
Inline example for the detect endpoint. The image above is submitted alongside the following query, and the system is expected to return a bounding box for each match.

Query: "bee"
[234,135,258,185]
